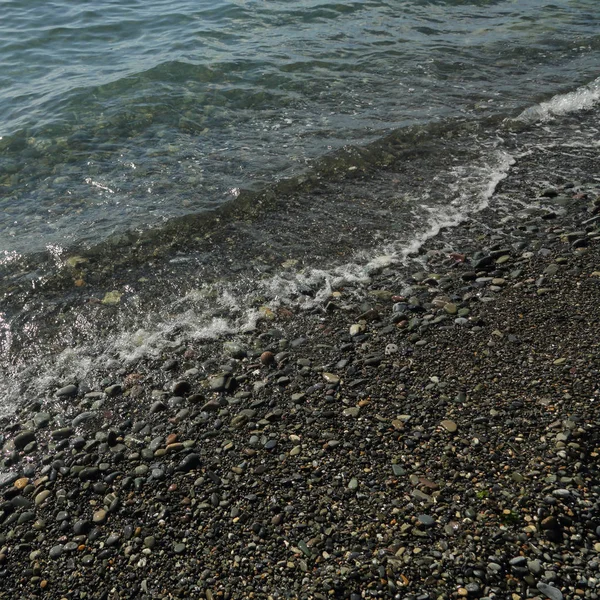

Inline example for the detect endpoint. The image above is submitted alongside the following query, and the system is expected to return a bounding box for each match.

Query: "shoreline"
[0,162,599,598]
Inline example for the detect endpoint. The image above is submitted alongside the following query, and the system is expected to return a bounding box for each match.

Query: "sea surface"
[0,0,599,412]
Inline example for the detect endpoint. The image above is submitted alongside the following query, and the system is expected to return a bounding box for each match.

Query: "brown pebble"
[541,515,559,530]
[166,433,178,445]
[14,477,29,490]
[166,443,184,453]
[260,351,275,365]
[93,509,107,524]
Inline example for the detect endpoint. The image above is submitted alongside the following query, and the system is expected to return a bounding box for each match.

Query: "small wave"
[516,76,600,122]
[0,146,515,416]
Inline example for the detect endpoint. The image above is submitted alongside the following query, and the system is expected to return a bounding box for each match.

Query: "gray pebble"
[536,582,564,600]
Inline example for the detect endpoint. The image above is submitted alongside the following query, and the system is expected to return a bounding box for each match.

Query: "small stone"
[528,560,543,575]
[177,453,201,472]
[33,412,52,429]
[104,384,123,398]
[348,478,358,491]
[72,411,97,427]
[322,373,340,385]
[150,400,167,413]
[173,543,186,554]
[443,302,457,315]
[223,342,246,359]
[51,427,74,440]
[343,407,360,418]
[349,323,365,336]
[14,430,36,450]
[73,520,92,535]
[49,545,64,559]
[56,384,78,398]
[440,420,457,433]
[536,582,563,600]
[260,351,275,366]
[230,414,249,429]
[102,290,122,305]
[172,381,191,396]
[417,515,435,527]
[14,477,29,490]
[93,509,108,524]
[0,472,19,488]
[208,376,227,392]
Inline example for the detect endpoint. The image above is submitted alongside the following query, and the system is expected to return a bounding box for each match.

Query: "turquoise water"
[1,0,599,253]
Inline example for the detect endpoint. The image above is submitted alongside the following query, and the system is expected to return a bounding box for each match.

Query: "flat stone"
[17,511,36,524]
[392,464,405,476]
[536,582,564,600]
[51,427,74,440]
[343,407,360,418]
[417,514,435,527]
[72,412,96,427]
[200,400,221,413]
[0,472,19,488]
[528,559,543,576]
[34,490,52,506]
[440,420,457,433]
[322,373,340,385]
[56,384,78,398]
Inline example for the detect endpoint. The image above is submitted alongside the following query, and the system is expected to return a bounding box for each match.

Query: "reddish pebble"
[166,433,178,445]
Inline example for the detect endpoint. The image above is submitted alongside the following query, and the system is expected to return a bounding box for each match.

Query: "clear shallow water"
[0,0,600,413]
[1,0,599,252]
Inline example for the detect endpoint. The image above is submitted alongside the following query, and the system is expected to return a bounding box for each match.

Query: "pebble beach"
[0,143,599,600]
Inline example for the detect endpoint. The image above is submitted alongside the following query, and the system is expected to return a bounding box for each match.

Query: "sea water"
[0,0,599,411]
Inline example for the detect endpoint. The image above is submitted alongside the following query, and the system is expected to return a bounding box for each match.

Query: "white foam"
[0,148,516,415]
[517,77,600,122]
